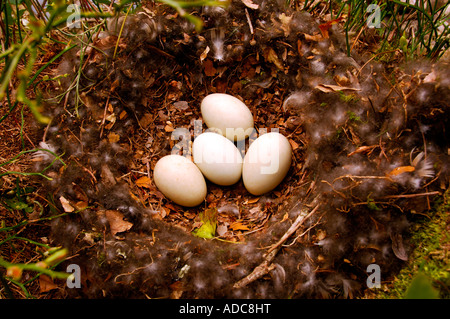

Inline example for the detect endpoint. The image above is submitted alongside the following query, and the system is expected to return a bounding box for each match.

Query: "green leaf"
[192,208,217,239]
[3,197,31,212]
[404,273,440,299]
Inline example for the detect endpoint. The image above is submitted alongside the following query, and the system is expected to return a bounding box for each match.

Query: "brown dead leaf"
[216,224,228,237]
[318,17,343,39]
[297,39,303,56]
[347,145,378,157]
[200,46,210,62]
[39,275,58,293]
[135,176,153,188]
[278,13,292,37]
[107,132,120,144]
[104,210,133,236]
[160,207,170,218]
[264,47,284,71]
[173,101,189,111]
[230,221,250,231]
[74,201,88,211]
[139,113,153,128]
[387,166,415,177]
[315,83,360,93]
[59,196,74,213]
[334,74,350,86]
[169,281,185,299]
[164,123,175,132]
[119,110,128,120]
[289,139,299,151]
[304,33,324,42]
[246,197,260,204]
[94,35,119,50]
[241,0,259,9]
[203,59,217,77]
[110,78,120,93]
[390,231,408,261]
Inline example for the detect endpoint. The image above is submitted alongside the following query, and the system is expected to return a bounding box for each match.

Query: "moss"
[375,189,450,299]
[339,92,360,104]
[346,110,361,122]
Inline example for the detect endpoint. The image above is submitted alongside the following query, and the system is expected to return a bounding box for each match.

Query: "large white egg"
[153,155,207,207]
[193,132,243,186]
[242,132,292,195]
[201,93,254,141]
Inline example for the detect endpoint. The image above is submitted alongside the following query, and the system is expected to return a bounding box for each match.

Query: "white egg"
[242,132,292,195]
[201,93,254,141]
[153,155,207,207]
[193,132,243,186]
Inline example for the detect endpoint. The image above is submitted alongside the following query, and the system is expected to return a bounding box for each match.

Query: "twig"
[379,191,440,199]
[245,8,254,35]
[232,197,320,289]
[357,50,399,76]
[266,202,320,254]
[232,247,277,289]
[283,214,323,248]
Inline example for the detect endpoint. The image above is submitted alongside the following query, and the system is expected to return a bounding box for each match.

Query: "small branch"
[266,202,320,255]
[232,197,321,289]
[379,191,440,199]
[232,247,278,289]
[245,8,254,35]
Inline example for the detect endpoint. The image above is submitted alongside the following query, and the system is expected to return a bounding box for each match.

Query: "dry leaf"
[347,145,378,157]
[119,110,128,120]
[217,224,228,237]
[104,210,133,236]
[139,113,153,127]
[161,207,170,218]
[334,74,350,86]
[74,201,88,210]
[264,47,284,70]
[59,196,74,213]
[289,139,299,151]
[423,69,437,83]
[108,132,120,143]
[173,101,189,111]
[164,124,174,132]
[315,83,360,93]
[230,222,250,231]
[135,176,153,188]
[200,46,210,62]
[279,13,292,37]
[390,231,408,261]
[170,281,184,299]
[304,33,324,42]
[39,275,58,293]
[101,164,116,186]
[203,59,217,77]
[387,166,415,176]
[297,39,303,56]
[318,17,343,39]
[246,197,260,204]
[241,0,259,9]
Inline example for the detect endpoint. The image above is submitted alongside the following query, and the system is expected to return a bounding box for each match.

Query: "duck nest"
[37,0,449,298]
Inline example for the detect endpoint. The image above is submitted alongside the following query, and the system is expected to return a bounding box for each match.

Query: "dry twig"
[233,196,321,289]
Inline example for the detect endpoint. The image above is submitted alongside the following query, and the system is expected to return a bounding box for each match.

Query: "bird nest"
[37,0,449,298]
